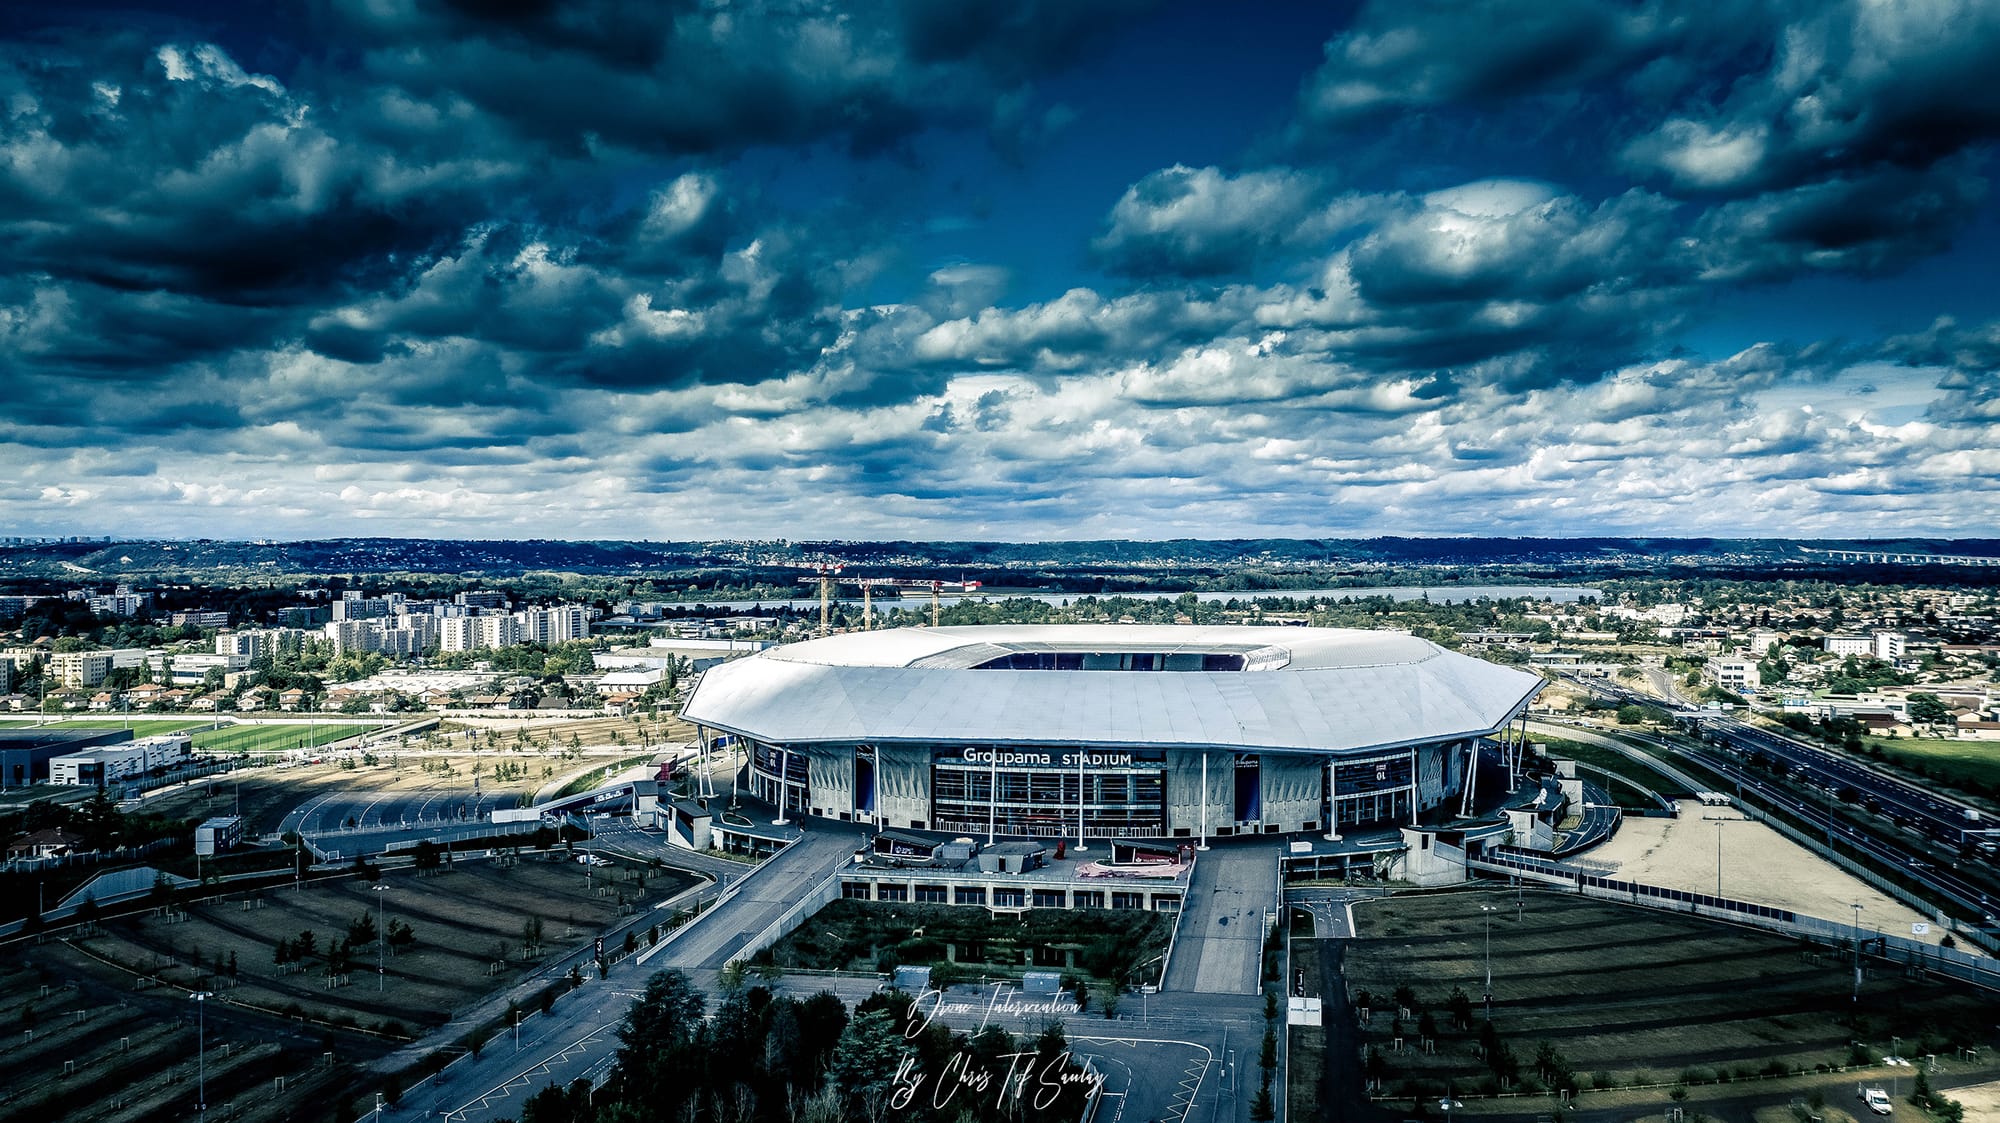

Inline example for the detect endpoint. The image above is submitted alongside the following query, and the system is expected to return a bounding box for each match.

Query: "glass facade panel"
[930,746,1167,838]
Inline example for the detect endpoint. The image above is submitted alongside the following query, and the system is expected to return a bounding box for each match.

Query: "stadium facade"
[680,625,1543,842]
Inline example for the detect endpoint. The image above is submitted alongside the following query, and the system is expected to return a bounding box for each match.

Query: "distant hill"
[4,535,2000,583]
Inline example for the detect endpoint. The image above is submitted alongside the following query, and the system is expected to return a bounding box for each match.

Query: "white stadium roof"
[682,625,1542,756]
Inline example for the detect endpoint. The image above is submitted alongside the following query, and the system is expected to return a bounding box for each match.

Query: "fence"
[1470,846,2000,994]
[722,868,844,969]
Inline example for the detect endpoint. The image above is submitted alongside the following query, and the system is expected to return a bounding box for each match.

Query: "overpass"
[1798,547,2000,566]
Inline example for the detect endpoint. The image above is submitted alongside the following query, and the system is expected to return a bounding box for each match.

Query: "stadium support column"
[1197,751,1210,851]
[1409,747,1420,825]
[772,746,791,826]
[1519,710,1531,775]
[1074,749,1088,853]
[987,750,998,846]
[1324,757,1341,843]
[1460,740,1478,818]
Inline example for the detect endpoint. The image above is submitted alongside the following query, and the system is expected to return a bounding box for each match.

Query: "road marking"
[443,1022,619,1122]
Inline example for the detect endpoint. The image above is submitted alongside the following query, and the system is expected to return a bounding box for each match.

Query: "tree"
[614,970,707,1109]
[1907,693,1953,732]
[412,839,443,874]
[827,1009,904,1105]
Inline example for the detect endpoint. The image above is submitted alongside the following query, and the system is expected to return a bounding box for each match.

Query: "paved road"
[1163,841,1280,995]
[366,822,863,1123]
[631,823,862,990]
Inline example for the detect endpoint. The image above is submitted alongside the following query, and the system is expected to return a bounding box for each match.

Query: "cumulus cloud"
[4,2,2000,540]
[1092,165,1325,277]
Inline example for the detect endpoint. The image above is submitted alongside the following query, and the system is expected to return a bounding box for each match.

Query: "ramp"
[1160,843,1279,994]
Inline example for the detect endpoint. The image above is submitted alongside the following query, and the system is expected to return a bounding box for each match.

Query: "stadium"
[679,624,1544,843]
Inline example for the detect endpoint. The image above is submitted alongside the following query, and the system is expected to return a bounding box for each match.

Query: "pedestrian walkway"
[1160,841,1280,994]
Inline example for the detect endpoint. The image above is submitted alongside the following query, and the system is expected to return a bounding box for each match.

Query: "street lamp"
[1480,904,1496,1013]
[374,884,388,992]
[191,989,214,1123]
[1715,820,1723,898]
[1851,902,1864,1002]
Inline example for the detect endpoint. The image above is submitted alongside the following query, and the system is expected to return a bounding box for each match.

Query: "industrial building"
[0,727,135,787]
[49,734,192,787]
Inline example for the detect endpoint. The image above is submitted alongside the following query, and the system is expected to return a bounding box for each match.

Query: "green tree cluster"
[591,970,1094,1123]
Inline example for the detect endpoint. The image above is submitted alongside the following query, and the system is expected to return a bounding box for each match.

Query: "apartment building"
[50,651,114,688]
[1703,656,1760,693]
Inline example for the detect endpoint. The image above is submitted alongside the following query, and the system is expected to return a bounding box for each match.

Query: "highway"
[1560,670,1988,844]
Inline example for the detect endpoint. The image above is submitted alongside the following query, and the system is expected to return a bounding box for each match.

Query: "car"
[1862,1087,1893,1115]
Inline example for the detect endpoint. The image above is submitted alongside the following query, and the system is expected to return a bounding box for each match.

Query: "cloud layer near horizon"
[4,0,2000,539]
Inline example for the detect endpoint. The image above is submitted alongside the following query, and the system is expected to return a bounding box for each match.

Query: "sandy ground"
[1582,799,1952,947]
[1952,1077,2000,1121]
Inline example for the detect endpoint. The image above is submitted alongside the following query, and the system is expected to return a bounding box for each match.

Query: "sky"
[5,0,2000,543]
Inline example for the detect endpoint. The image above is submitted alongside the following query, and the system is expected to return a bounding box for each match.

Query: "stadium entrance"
[930,746,1166,839]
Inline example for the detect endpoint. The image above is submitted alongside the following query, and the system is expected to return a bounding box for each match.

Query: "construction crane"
[814,564,842,636]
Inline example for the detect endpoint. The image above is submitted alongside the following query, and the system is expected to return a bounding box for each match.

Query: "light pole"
[191,989,213,1123]
[1851,902,1863,1001]
[374,884,388,992]
[1716,820,1723,898]
[1481,904,1496,1013]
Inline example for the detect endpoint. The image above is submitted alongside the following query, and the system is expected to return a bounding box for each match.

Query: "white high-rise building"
[1873,631,1906,660]
[518,605,590,644]
[327,619,384,655]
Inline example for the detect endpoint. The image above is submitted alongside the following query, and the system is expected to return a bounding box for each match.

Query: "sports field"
[0,717,212,737]
[192,723,379,754]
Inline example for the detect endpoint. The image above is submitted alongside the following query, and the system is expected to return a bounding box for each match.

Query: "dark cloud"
[322,0,1151,158]
[1692,161,1989,280]
[1622,1,2000,195]
[4,1,1999,539]
[1296,0,1693,122]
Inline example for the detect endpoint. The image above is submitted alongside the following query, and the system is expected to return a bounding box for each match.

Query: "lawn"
[193,722,380,754]
[0,716,214,737]
[1533,734,1689,805]
[1341,887,1993,1104]
[1858,734,2000,796]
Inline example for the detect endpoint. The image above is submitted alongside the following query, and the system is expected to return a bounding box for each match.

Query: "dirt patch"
[1583,800,1946,946]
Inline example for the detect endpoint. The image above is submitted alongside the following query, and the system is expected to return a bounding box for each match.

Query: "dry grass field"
[1342,888,1995,1102]
[1584,799,1944,944]
[1,856,701,1123]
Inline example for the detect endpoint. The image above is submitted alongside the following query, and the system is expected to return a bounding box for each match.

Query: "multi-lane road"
[1568,670,1989,844]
